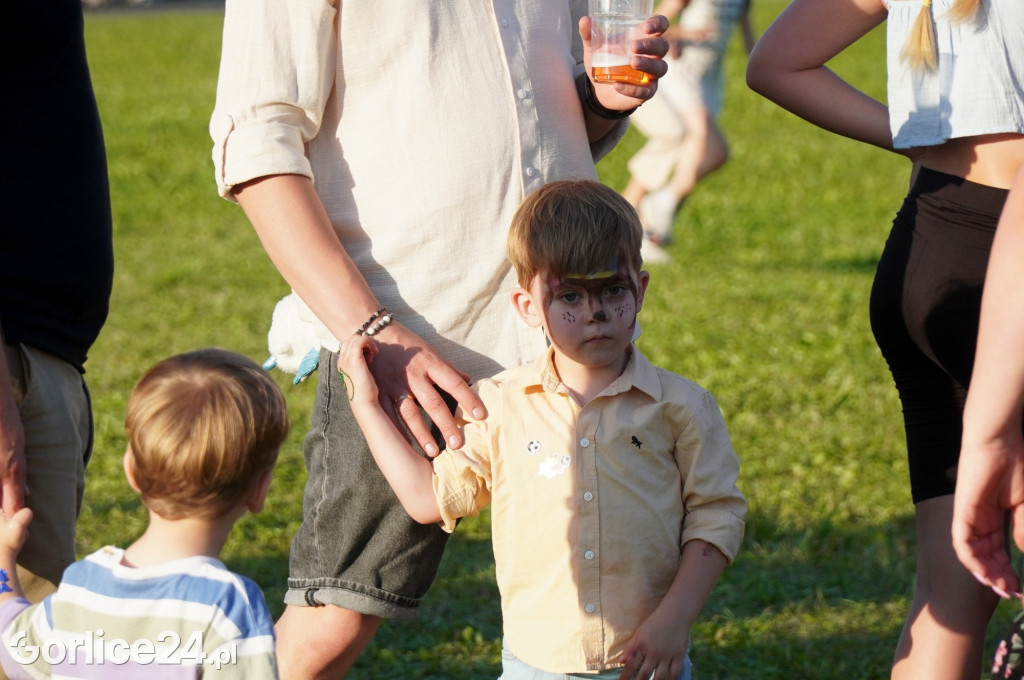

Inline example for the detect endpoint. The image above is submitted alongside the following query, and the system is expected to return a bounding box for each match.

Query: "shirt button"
[525,167,536,177]
[580,438,590,447]
[585,603,596,614]
[583,492,593,501]
[517,89,530,99]
[500,18,509,26]
[584,550,595,560]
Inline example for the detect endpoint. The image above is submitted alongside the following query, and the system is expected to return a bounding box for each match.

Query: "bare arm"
[617,540,727,680]
[745,0,896,153]
[234,174,485,455]
[952,167,1024,598]
[336,334,443,524]
[654,0,688,20]
[0,328,27,517]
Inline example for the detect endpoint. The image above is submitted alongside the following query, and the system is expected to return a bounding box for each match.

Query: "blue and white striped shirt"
[0,547,277,679]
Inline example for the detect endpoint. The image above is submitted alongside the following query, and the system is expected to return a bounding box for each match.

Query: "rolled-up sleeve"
[678,391,746,563]
[431,381,503,532]
[432,448,493,534]
[210,0,339,200]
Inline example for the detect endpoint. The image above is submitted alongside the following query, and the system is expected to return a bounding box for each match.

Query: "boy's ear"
[511,285,543,329]
[122,448,141,493]
[245,469,274,514]
[636,269,651,311]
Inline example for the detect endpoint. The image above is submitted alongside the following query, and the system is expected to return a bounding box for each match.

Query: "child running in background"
[338,179,746,680]
[0,348,287,679]
[623,0,756,263]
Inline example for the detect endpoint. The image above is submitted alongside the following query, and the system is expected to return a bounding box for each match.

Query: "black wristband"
[576,73,638,120]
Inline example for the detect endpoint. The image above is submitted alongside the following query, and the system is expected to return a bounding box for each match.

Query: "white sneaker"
[638,188,678,245]
[640,236,673,265]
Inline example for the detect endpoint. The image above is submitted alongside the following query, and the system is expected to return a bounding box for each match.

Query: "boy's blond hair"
[124,348,289,520]
[507,180,644,287]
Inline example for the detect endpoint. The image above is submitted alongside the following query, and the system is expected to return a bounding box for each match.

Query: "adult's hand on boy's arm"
[234,174,486,456]
[618,540,726,680]
[364,321,484,457]
[337,337,444,525]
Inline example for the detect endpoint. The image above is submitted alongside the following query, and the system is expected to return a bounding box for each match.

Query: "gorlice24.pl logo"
[7,629,237,669]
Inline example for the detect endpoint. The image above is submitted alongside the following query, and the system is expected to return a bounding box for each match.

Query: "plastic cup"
[588,0,655,86]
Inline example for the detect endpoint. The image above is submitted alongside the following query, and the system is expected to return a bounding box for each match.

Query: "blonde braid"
[901,0,937,71]
[900,0,981,72]
[945,0,979,23]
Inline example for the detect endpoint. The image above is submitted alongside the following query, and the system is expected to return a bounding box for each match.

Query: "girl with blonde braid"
[747,0,1024,678]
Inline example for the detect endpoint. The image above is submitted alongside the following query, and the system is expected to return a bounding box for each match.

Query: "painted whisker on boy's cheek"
[562,312,576,324]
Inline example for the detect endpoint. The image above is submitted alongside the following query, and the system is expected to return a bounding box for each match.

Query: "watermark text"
[8,630,236,669]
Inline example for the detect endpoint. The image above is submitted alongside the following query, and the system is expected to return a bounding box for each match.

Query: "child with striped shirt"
[0,348,288,678]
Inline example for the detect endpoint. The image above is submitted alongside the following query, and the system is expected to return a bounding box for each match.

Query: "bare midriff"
[919,133,1024,189]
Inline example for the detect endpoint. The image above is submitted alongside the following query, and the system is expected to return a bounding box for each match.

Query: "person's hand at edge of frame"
[0,339,28,518]
[953,433,1024,600]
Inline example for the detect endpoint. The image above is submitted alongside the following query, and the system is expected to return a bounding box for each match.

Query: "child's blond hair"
[902,0,980,71]
[124,348,289,520]
[507,180,644,287]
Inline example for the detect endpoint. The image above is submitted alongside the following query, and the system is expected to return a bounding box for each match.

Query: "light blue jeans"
[499,641,692,680]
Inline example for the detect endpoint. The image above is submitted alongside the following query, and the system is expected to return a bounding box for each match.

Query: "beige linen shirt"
[211,1,628,380]
[433,347,746,673]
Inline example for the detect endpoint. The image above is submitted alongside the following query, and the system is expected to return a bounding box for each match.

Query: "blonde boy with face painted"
[338,180,746,680]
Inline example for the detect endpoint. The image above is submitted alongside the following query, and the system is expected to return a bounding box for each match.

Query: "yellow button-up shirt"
[433,347,746,673]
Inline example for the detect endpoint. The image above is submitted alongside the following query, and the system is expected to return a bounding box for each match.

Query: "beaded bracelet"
[355,306,394,336]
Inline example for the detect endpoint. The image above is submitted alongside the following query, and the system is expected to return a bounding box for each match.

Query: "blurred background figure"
[622,0,755,263]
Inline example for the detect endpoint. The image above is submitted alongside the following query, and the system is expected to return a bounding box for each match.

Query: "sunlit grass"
[78,4,1016,678]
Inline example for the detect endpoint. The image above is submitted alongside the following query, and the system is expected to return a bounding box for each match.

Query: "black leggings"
[869,167,1008,504]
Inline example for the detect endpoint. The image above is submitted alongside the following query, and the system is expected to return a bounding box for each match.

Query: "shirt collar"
[515,345,663,402]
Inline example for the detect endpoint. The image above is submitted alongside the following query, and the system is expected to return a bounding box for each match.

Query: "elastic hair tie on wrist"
[337,368,355,401]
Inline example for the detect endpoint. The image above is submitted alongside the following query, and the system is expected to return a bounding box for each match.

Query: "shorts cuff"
[284,580,422,620]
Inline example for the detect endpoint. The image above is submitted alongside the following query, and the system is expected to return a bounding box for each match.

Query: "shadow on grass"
[217,503,956,680]
[696,506,916,679]
[351,527,503,680]
[715,506,917,617]
[356,505,921,680]
[819,255,881,274]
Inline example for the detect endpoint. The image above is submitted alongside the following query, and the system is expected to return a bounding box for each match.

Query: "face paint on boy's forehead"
[564,254,622,282]
[560,263,640,302]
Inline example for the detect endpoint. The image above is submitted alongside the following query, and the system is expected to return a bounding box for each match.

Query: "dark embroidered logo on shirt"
[631,436,642,449]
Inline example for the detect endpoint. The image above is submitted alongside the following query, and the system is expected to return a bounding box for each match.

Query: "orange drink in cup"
[589,0,655,86]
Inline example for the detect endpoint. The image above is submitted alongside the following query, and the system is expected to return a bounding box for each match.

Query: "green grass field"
[76,3,1017,678]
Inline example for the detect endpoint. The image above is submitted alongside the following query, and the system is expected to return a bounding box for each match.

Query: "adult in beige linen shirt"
[210,2,668,676]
